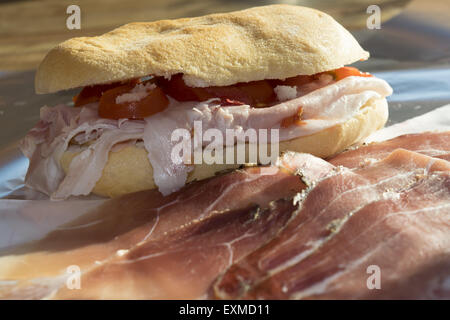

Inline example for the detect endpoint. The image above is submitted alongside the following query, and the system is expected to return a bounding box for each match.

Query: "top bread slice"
[35,4,369,94]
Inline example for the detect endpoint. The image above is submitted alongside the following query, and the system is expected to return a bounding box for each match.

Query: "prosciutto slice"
[212,149,450,299]
[4,133,449,299]
[0,154,323,299]
[330,131,450,167]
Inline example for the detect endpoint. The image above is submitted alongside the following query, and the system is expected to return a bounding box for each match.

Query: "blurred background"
[0,0,449,168]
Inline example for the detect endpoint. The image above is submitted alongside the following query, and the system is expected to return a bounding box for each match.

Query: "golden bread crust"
[36,5,368,93]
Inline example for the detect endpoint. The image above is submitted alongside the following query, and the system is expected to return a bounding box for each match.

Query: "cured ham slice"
[2,133,449,299]
[53,199,297,299]
[329,131,450,167]
[213,149,450,299]
[0,153,331,299]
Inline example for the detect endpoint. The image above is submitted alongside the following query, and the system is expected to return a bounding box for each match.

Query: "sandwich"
[21,4,393,200]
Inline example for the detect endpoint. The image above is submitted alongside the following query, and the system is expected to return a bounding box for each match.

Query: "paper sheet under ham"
[20,76,392,198]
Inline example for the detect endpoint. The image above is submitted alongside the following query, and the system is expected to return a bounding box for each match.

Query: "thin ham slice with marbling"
[0,153,325,299]
[330,131,450,167]
[213,149,450,299]
[7,133,449,299]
